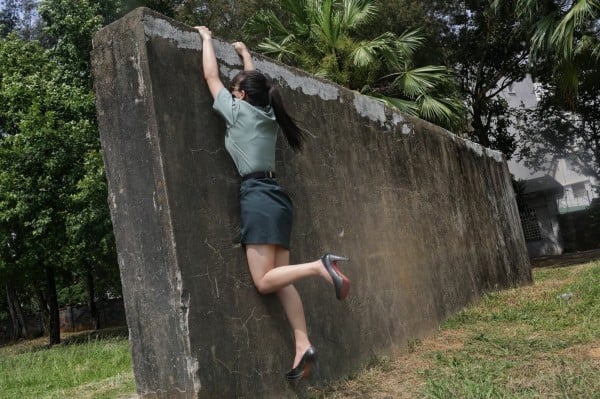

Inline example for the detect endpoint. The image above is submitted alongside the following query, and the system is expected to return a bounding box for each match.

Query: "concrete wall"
[91,8,532,399]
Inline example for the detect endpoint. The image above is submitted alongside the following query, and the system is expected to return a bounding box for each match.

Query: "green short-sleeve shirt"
[212,87,279,176]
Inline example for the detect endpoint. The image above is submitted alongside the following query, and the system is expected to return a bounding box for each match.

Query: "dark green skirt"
[240,178,293,249]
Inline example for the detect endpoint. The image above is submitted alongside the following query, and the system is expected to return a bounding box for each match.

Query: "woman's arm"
[194,26,224,99]
[233,42,255,71]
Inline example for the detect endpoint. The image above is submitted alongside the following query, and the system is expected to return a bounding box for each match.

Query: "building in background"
[554,158,599,214]
[502,76,599,257]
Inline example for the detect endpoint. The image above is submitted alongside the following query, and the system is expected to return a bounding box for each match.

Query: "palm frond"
[515,0,541,20]
[389,65,452,98]
[390,29,426,66]
[341,0,378,30]
[282,0,310,21]
[350,44,377,67]
[314,0,342,48]
[553,59,579,106]
[418,95,466,130]
[350,33,397,67]
[257,38,298,61]
[592,40,600,59]
[244,10,290,40]
[530,13,558,59]
[374,94,420,116]
[551,0,599,60]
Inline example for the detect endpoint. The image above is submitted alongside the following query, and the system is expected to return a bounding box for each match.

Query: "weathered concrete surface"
[91,8,532,399]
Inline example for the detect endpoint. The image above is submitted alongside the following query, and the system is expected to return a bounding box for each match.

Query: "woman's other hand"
[233,41,255,71]
[233,42,250,57]
[194,26,212,40]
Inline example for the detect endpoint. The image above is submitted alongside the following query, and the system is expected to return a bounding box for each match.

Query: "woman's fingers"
[194,26,212,39]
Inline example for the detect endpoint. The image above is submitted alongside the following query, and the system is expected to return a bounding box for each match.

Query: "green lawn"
[2,261,599,398]
[0,328,134,399]
[311,261,600,398]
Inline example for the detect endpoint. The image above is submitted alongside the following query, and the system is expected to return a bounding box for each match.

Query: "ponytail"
[268,85,305,152]
[234,70,305,152]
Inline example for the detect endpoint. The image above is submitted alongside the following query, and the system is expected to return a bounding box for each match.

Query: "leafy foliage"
[174,0,277,40]
[245,0,466,131]
[508,0,600,179]
[421,0,531,156]
[515,60,600,180]
[0,0,121,342]
[507,0,600,105]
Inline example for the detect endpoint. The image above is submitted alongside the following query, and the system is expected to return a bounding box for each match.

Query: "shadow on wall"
[559,203,600,253]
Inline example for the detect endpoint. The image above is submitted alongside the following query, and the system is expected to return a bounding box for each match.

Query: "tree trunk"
[471,103,491,148]
[35,287,49,335]
[85,263,100,330]
[45,266,60,345]
[5,283,21,341]
[7,283,29,339]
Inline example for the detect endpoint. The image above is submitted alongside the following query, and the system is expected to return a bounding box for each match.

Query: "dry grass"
[308,261,600,399]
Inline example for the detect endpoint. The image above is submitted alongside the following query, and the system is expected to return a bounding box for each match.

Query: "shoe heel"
[302,362,313,379]
[329,254,349,262]
[322,253,351,300]
[331,262,350,300]
[286,346,317,382]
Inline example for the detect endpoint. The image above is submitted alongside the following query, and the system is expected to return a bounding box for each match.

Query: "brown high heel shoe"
[322,253,351,300]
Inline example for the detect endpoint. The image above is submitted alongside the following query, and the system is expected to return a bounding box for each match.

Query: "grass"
[310,261,600,398]
[1,261,598,398]
[0,327,135,399]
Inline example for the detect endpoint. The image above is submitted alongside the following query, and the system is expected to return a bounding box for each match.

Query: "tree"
[516,58,600,181]
[418,0,531,156]
[508,1,600,179]
[64,149,120,329]
[174,0,278,40]
[0,0,19,36]
[244,0,466,131]
[0,0,42,39]
[39,0,121,339]
[0,0,120,344]
[507,0,600,106]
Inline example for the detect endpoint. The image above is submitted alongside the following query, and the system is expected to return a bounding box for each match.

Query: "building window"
[572,182,587,198]
[520,206,542,242]
[508,83,516,95]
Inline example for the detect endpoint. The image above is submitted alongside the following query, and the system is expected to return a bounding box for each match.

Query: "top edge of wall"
[93,7,505,164]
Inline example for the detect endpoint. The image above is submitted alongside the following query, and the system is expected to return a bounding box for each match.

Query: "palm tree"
[496,0,600,105]
[245,0,466,131]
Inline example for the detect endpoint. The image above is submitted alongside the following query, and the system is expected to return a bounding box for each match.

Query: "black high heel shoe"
[285,346,317,381]
[322,253,351,300]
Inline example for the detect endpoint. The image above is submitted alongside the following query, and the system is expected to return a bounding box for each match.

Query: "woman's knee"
[254,279,274,295]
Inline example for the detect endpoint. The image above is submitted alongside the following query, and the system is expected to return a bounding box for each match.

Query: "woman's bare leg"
[245,244,332,294]
[274,247,311,368]
[245,244,332,368]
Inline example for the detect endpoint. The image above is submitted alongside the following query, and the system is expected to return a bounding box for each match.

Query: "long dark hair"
[231,70,304,152]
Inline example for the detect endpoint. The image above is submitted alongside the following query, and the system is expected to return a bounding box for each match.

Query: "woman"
[194,26,351,381]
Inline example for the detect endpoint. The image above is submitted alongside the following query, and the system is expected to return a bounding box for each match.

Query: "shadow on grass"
[60,326,129,345]
[1,326,129,354]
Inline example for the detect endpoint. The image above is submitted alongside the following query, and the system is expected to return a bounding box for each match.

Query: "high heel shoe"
[285,346,317,381]
[322,253,351,300]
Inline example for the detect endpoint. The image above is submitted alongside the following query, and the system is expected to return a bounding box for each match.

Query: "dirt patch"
[310,329,470,399]
[555,340,600,365]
